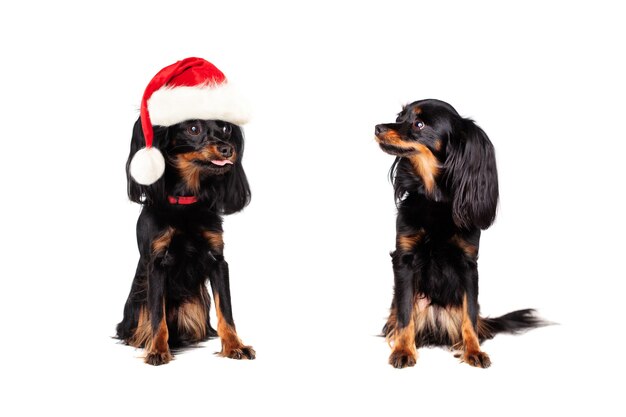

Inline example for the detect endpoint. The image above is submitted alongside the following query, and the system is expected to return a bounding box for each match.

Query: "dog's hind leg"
[116,261,148,343]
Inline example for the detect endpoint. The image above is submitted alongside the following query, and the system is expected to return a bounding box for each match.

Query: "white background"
[1,0,624,415]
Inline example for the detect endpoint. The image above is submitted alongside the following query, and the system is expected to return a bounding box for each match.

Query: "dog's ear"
[219,125,251,214]
[126,118,167,205]
[444,118,499,230]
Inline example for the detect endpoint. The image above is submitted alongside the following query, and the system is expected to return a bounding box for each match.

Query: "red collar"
[168,195,198,205]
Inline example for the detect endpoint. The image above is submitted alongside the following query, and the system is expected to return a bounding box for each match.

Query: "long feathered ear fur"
[126,118,167,205]
[217,125,251,214]
[444,118,499,230]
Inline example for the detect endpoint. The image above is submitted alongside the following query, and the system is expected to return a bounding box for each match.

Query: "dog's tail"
[478,309,547,341]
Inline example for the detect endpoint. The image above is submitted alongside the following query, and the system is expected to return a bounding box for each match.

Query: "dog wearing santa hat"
[116,58,255,365]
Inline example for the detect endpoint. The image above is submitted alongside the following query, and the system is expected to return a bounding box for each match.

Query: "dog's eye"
[222,124,231,136]
[187,125,200,136]
[414,120,425,130]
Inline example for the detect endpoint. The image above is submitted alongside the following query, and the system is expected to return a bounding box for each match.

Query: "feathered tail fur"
[478,309,546,342]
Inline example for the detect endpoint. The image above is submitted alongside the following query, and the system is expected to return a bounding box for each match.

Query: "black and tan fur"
[376,99,543,368]
[116,119,254,365]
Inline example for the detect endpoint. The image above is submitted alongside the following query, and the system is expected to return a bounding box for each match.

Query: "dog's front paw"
[461,350,491,368]
[145,350,173,366]
[221,345,256,360]
[389,349,417,369]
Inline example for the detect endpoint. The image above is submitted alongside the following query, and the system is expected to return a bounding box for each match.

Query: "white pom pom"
[129,147,165,185]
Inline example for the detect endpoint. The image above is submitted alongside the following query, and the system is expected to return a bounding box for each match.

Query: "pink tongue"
[210,160,233,166]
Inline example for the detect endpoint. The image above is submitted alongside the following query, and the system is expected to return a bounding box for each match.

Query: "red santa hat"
[129,57,251,185]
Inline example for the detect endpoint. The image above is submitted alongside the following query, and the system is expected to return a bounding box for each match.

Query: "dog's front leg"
[204,231,255,360]
[459,288,491,368]
[387,249,418,368]
[209,260,255,359]
[144,228,174,366]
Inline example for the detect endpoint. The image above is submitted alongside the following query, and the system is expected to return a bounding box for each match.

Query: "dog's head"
[375,99,498,230]
[126,118,250,214]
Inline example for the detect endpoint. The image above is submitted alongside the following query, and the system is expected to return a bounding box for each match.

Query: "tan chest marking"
[202,230,224,254]
[449,235,478,258]
[408,144,440,194]
[397,229,426,252]
[152,227,175,255]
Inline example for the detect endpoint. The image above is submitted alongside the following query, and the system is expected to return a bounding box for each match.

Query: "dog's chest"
[166,229,211,259]
[411,233,477,306]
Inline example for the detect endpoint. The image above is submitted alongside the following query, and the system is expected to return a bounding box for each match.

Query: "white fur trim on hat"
[148,82,251,127]
[129,147,165,185]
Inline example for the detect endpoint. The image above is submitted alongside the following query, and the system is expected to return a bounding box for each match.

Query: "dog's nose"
[375,125,387,136]
[218,144,233,158]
